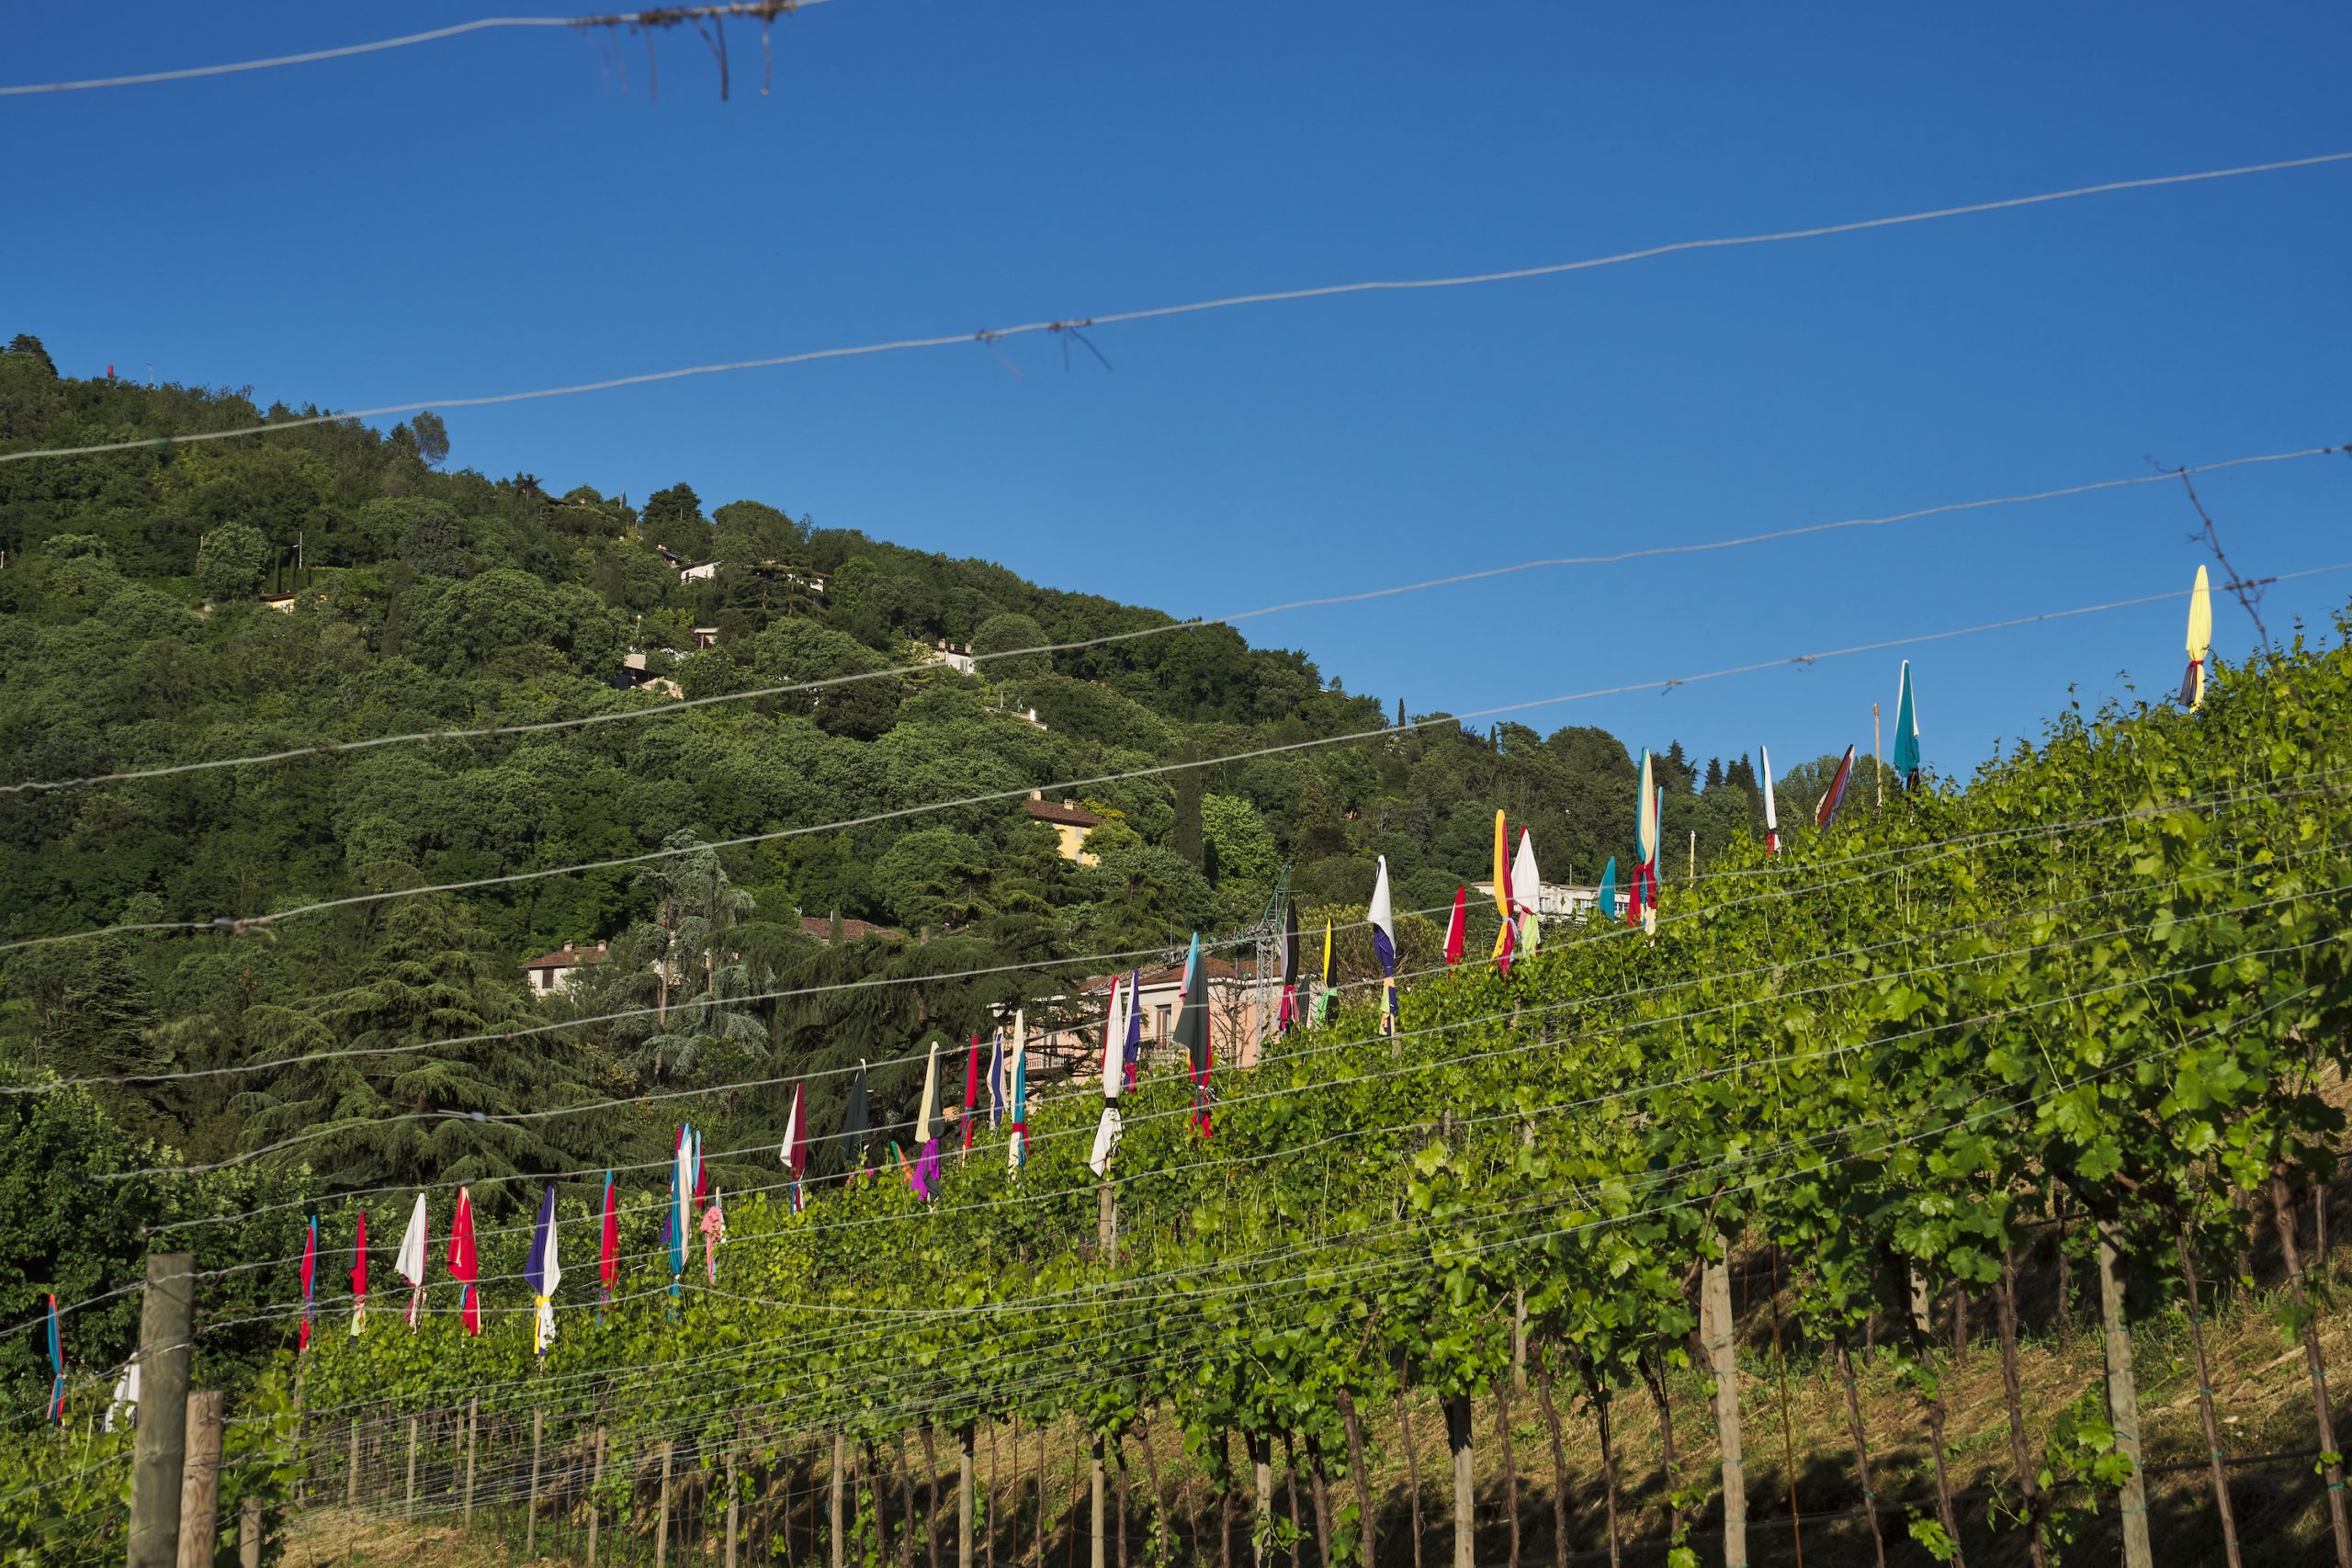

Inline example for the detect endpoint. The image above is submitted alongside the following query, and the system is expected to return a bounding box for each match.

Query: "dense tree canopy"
[0,343,1795,1415]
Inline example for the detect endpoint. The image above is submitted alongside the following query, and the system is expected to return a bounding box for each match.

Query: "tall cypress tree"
[1172,759,1204,868]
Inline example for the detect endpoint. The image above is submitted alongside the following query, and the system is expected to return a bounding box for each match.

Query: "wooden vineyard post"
[404,1416,418,1519]
[587,1425,608,1566]
[345,1419,360,1505]
[1090,1437,1106,1568]
[832,1432,848,1568]
[1442,1398,1474,1568]
[1249,1434,1274,1568]
[727,1441,741,1568]
[959,1427,977,1568]
[2096,1221,2153,1568]
[237,1497,261,1568]
[463,1396,479,1529]
[527,1408,546,1556]
[1871,702,1883,809]
[128,1253,195,1568]
[1702,1250,1747,1568]
[657,1439,676,1568]
[175,1389,225,1568]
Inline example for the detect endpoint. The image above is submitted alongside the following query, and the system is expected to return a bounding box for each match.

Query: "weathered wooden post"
[1703,1250,1747,1568]
[831,1432,848,1568]
[175,1390,225,1568]
[1090,1438,1106,1568]
[587,1425,608,1566]
[2098,1224,2154,1568]
[527,1408,546,1555]
[656,1439,675,1568]
[463,1396,479,1528]
[727,1441,741,1568]
[128,1253,196,1568]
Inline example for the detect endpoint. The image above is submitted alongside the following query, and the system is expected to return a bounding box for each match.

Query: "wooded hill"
[1,332,1797,1395]
[13,569,2346,1568]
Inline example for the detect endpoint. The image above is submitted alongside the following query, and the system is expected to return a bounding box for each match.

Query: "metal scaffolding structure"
[1248,861,1293,1064]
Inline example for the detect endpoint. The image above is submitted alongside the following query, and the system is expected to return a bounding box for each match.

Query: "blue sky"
[7,2,2348,782]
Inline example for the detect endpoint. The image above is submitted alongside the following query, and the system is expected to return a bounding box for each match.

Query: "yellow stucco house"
[1025,791,1104,865]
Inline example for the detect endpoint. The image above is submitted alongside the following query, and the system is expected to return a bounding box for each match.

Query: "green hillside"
[7,332,2352,1568]
[0,333,1779,1394]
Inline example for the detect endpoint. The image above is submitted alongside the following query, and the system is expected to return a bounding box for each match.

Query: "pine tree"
[1663,740,1695,792]
[227,902,602,1191]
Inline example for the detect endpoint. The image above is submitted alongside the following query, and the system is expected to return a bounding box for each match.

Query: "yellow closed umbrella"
[2182,565,2212,709]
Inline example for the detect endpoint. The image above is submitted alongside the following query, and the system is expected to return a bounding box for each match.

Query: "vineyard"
[5,5,2347,1566]
[12,615,2352,1568]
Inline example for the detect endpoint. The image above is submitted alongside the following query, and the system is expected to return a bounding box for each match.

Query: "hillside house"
[1472,880,1609,919]
[978,953,1279,1090]
[917,639,978,676]
[1024,792,1102,864]
[1081,953,1270,1067]
[615,652,685,700]
[520,940,610,998]
[753,560,828,595]
[678,559,720,583]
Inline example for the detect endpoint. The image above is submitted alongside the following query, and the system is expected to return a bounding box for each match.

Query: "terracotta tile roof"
[1082,955,1254,992]
[1025,797,1104,828]
[519,940,610,972]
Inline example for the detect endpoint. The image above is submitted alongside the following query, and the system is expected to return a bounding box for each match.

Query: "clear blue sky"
[8,2,2348,782]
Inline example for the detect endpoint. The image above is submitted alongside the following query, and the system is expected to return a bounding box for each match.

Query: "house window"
[1155,1004,1170,1042]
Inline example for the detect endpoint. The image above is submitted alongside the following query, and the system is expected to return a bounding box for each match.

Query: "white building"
[1472,881,1609,919]
[916,639,978,676]
[519,940,611,998]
